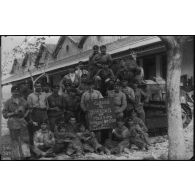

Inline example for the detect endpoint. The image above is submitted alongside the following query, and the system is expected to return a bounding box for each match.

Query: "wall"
[57,38,81,60]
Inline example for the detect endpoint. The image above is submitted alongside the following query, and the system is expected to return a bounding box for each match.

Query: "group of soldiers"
[2,44,150,160]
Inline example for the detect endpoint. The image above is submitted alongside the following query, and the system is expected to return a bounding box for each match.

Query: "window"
[143,55,156,80]
[161,54,167,80]
[66,45,69,52]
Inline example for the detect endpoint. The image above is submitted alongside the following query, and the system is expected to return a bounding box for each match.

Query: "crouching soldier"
[53,118,69,154]
[76,126,104,154]
[105,118,130,154]
[33,121,55,158]
[64,116,83,156]
[127,118,150,151]
[130,111,148,133]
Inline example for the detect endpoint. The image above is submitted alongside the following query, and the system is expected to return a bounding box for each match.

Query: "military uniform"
[77,129,102,153]
[64,93,81,122]
[61,123,83,156]
[27,91,48,145]
[105,125,130,154]
[2,96,30,160]
[121,86,135,117]
[128,121,150,150]
[47,93,66,131]
[94,67,115,95]
[116,68,133,83]
[108,90,127,119]
[98,53,113,67]
[33,128,55,157]
[89,52,102,79]
[133,88,146,122]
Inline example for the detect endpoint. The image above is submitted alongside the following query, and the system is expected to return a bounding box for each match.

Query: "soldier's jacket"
[108,91,127,114]
[128,122,150,145]
[113,125,130,141]
[89,53,101,67]
[98,53,113,67]
[95,67,115,81]
[3,97,28,130]
[64,94,80,112]
[77,130,102,151]
[132,116,148,133]
[34,129,55,148]
[105,125,130,154]
[116,69,133,82]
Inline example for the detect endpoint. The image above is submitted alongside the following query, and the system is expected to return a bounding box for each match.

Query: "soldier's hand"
[7,112,15,117]
[112,129,116,134]
[32,121,38,126]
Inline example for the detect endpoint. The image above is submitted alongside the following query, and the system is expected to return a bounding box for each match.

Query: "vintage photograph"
[0,36,194,160]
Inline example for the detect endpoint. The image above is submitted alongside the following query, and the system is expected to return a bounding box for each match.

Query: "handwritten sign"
[88,98,116,131]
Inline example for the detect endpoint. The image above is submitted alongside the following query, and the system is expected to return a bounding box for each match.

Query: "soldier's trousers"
[129,136,148,150]
[66,138,83,155]
[135,107,145,123]
[10,128,31,160]
[105,139,130,154]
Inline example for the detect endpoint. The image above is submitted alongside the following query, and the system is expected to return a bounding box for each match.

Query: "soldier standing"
[47,85,66,131]
[2,85,31,160]
[132,81,148,122]
[107,81,127,119]
[27,82,48,145]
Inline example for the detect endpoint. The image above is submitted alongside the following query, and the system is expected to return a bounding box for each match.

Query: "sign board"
[88,98,116,131]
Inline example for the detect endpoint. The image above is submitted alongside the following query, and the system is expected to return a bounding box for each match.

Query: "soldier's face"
[133,84,138,89]
[70,92,76,97]
[114,85,120,92]
[100,47,106,54]
[121,81,127,87]
[12,91,20,98]
[53,87,59,94]
[44,87,50,93]
[103,64,109,69]
[70,118,76,125]
[128,120,133,126]
[41,124,47,130]
[35,84,42,92]
[94,47,99,54]
[117,121,124,128]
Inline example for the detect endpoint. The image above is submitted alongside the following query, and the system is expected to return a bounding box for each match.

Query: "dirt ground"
[1,116,193,160]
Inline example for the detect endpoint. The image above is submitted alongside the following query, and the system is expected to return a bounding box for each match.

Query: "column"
[156,55,161,78]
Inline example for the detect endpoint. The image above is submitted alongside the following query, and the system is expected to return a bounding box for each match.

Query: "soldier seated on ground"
[53,118,69,154]
[63,116,83,156]
[33,120,55,158]
[76,126,106,154]
[126,118,150,151]
[105,118,130,154]
[130,111,148,133]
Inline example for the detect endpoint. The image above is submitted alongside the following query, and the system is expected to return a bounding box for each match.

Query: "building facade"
[2,36,194,89]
